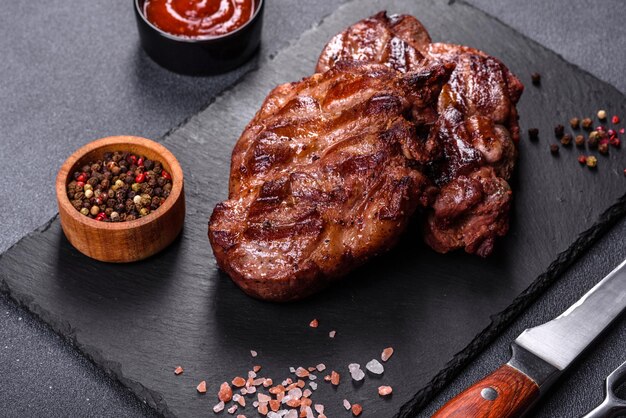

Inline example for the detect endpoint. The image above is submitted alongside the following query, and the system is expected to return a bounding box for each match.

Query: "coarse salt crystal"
[314,404,324,414]
[213,401,225,413]
[227,404,238,414]
[197,381,207,393]
[309,382,317,390]
[366,359,384,375]
[316,363,326,372]
[303,389,312,398]
[251,350,258,357]
[295,367,309,377]
[304,406,314,418]
[248,371,257,379]
[308,374,317,380]
[381,347,394,362]
[343,399,351,410]
[350,368,365,381]
[253,401,259,407]
[174,366,183,375]
[348,363,360,372]
[288,388,302,399]
[285,410,298,418]
[247,386,257,394]
[378,385,393,396]
[289,367,296,373]
[329,330,336,338]
[309,319,319,328]
[258,393,272,403]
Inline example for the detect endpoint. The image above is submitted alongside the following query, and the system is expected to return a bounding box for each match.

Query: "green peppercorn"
[586,155,598,168]
[80,207,90,216]
[139,207,150,217]
[84,183,93,191]
[140,194,151,207]
[131,182,142,192]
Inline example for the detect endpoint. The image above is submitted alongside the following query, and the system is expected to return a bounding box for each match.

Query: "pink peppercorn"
[612,115,620,124]
[577,155,587,164]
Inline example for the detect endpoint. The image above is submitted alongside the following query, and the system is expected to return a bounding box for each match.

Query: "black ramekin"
[134,0,264,76]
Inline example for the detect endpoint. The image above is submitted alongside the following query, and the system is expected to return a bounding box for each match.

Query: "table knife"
[433,258,626,418]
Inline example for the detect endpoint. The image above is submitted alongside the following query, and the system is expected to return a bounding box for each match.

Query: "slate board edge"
[1,1,626,416]
[396,193,626,417]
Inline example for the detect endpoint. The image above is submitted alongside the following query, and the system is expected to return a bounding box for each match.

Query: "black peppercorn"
[560,134,572,146]
[554,124,564,138]
[550,144,559,154]
[531,72,541,85]
[582,118,593,130]
[569,117,580,129]
[598,143,609,155]
[144,159,154,170]
[528,128,539,140]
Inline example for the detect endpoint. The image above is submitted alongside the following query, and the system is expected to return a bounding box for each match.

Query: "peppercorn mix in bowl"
[56,136,185,263]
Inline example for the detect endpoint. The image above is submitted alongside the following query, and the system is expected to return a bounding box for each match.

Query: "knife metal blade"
[515,258,626,372]
[433,258,626,418]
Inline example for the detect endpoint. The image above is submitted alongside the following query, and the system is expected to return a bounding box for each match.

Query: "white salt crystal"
[289,367,296,373]
[350,368,365,381]
[366,359,384,374]
[348,363,360,372]
[285,410,298,418]
[303,389,312,398]
[314,404,324,414]
[343,399,351,410]
[213,401,225,413]
[288,388,302,399]
[250,350,258,357]
[329,330,336,338]
[227,404,238,414]
[309,382,317,390]
[309,374,317,380]
[316,363,326,372]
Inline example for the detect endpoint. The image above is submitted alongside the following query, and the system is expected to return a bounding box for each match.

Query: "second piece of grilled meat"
[317,11,523,256]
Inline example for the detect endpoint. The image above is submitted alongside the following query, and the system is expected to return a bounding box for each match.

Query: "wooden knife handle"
[432,364,540,418]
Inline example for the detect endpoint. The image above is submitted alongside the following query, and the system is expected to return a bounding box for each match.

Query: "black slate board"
[1,0,626,417]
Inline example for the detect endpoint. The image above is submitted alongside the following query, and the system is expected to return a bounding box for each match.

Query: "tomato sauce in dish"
[143,0,256,39]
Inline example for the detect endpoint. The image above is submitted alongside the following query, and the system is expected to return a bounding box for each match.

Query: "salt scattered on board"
[366,359,384,375]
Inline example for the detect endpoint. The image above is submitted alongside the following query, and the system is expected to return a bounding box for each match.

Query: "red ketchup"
[143,0,255,38]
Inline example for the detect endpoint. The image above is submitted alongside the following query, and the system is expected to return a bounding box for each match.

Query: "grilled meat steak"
[209,60,452,301]
[317,11,523,257]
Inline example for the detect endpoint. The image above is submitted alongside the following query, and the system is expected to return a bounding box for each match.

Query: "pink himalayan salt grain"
[213,401,224,413]
[381,347,394,362]
[343,399,351,410]
[329,330,336,338]
[378,385,393,396]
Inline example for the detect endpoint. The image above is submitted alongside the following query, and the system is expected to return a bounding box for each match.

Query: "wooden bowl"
[56,136,185,263]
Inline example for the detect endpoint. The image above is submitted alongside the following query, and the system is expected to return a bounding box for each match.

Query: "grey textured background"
[0,0,624,417]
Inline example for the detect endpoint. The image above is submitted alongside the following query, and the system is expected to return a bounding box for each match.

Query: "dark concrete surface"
[1,0,624,417]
